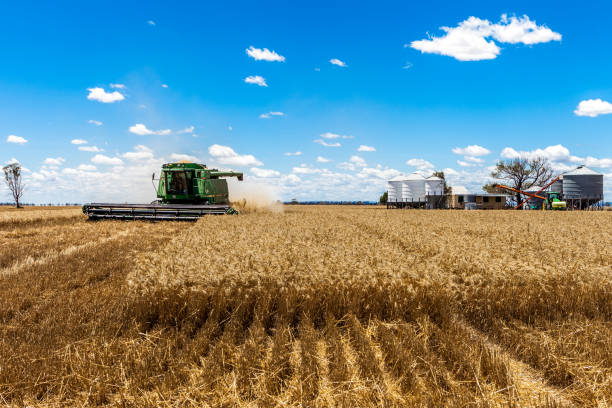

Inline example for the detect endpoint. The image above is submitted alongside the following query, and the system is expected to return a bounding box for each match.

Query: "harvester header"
[83,162,243,220]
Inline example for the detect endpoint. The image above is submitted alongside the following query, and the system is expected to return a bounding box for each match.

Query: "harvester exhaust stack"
[83,162,243,221]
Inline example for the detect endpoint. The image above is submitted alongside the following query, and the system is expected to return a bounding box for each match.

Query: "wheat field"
[0,206,610,407]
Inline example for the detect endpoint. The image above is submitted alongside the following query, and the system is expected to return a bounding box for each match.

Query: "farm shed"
[475,194,508,209]
[447,186,475,209]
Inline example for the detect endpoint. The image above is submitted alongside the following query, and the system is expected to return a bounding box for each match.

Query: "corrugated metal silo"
[562,166,603,200]
[403,173,426,202]
[387,176,403,203]
[550,176,563,194]
[425,176,444,196]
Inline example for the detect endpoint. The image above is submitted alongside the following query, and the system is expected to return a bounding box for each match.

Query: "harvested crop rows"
[0,206,610,407]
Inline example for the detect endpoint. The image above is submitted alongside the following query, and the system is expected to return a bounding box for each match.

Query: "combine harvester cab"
[82,162,243,221]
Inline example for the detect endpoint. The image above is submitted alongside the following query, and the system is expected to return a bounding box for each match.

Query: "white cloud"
[71,139,88,145]
[87,87,125,103]
[177,125,195,134]
[574,99,612,117]
[109,83,125,89]
[7,135,27,144]
[228,126,233,131]
[499,144,612,170]
[244,75,267,87]
[317,156,330,163]
[6,158,19,165]
[77,164,97,171]
[406,158,434,170]
[170,153,200,162]
[452,144,490,156]
[147,20,156,26]
[246,46,285,62]
[208,144,263,166]
[88,120,103,126]
[161,84,168,88]
[402,62,413,69]
[91,154,123,166]
[314,139,341,147]
[357,145,376,152]
[293,165,321,174]
[457,160,473,167]
[251,167,281,178]
[349,155,366,167]
[320,132,353,139]
[259,111,285,119]
[78,146,103,152]
[443,167,459,176]
[500,144,571,161]
[284,151,302,156]
[358,165,401,180]
[330,58,347,67]
[411,15,561,61]
[128,123,171,136]
[464,156,484,164]
[44,157,65,166]
[122,145,155,161]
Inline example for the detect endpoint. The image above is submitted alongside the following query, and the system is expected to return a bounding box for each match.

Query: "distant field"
[0,206,610,407]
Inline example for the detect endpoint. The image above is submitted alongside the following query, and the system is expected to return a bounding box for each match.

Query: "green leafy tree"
[431,171,452,194]
[379,191,388,204]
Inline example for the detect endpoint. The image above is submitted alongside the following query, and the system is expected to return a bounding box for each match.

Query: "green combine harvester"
[83,162,243,220]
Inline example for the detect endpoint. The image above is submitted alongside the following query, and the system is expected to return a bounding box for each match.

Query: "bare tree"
[3,163,25,208]
[487,157,554,205]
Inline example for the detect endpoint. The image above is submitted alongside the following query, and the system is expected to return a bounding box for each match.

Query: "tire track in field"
[0,224,136,278]
[457,320,576,407]
[336,213,576,406]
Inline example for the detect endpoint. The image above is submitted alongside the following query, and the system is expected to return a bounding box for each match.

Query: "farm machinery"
[495,175,567,210]
[82,162,243,220]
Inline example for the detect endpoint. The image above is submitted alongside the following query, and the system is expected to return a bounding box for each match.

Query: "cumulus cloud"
[177,125,195,134]
[358,165,401,180]
[330,58,347,67]
[574,99,612,117]
[161,84,168,88]
[87,87,125,103]
[128,123,171,136]
[170,153,200,162]
[147,20,156,26]
[411,14,561,61]
[406,158,434,170]
[109,83,125,89]
[78,146,103,152]
[357,145,376,152]
[44,157,65,166]
[88,120,103,126]
[208,144,263,166]
[316,156,330,163]
[251,167,281,178]
[349,155,366,167]
[91,154,123,166]
[246,46,285,62]
[259,111,285,119]
[452,144,490,156]
[499,144,612,170]
[7,135,28,144]
[71,139,87,145]
[321,132,353,139]
[244,75,267,87]
[77,164,97,171]
[122,145,155,161]
[284,151,302,156]
[293,165,321,174]
[314,139,341,147]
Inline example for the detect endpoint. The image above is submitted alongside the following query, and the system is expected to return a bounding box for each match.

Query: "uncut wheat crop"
[0,206,610,407]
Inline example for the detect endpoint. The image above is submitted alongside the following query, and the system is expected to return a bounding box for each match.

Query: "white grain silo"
[425,176,444,196]
[403,173,426,203]
[387,176,404,203]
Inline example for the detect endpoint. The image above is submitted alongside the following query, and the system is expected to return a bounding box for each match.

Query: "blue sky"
[1,0,611,203]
